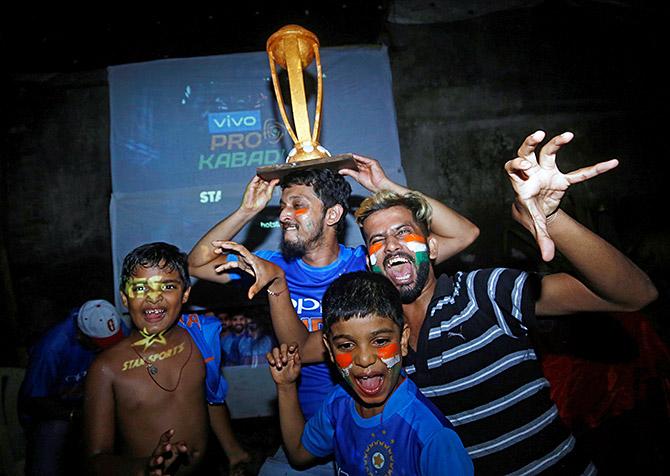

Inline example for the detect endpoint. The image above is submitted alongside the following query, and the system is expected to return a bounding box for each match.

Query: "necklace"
[131,337,193,392]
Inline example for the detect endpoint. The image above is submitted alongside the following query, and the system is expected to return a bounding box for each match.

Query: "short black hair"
[322,271,404,333]
[120,242,190,292]
[280,168,351,233]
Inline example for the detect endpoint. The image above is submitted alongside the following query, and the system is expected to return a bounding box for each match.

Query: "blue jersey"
[258,244,367,419]
[302,378,473,475]
[19,308,130,425]
[179,313,228,404]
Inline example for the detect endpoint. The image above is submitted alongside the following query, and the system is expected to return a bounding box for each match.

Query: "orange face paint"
[377,342,400,360]
[401,233,426,244]
[335,352,353,369]
[294,208,308,216]
[368,241,383,255]
[378,342,401,369]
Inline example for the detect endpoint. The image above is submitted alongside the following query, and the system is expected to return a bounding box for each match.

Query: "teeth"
[386,256,409,267]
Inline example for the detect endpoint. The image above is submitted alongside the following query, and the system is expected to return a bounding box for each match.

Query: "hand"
[146,429,194,476]
[267,343,301,386]
[505,130,618,261]
[211,241,286,299]
[239,176,279,214]
[339,154,396,193]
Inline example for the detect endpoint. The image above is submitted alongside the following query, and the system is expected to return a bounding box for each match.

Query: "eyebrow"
[330,327,396,340]
[367,222,412,241]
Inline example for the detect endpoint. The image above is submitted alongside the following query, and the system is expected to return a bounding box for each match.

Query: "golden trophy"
[256,24,356,181]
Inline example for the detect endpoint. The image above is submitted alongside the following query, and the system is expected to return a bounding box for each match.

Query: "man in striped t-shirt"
[234,131,657,474]
[351,131,657,474]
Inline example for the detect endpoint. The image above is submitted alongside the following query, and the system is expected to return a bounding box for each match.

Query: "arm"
[84,357,145,476]
[506,131,658,316]
[213,241,327,364]
[340,154,479,263]
[188,175,279,284]
[266,344,315,466]
[207,404,249,467]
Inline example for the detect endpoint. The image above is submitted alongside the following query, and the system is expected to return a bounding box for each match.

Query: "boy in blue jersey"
[266,271,473,475]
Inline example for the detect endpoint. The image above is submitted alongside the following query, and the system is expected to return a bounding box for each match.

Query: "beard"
[396,258,430,304]
[280,214,326,260]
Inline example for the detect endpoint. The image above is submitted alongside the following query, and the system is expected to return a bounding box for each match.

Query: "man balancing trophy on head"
[188,24,479,475]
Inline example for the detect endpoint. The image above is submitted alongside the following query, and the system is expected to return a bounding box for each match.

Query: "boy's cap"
[77,299,124,349]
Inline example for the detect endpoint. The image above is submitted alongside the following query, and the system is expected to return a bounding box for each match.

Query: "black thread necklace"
[131,337,193,392]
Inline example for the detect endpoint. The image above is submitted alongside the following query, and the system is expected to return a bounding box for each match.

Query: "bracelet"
[267,286,288,297]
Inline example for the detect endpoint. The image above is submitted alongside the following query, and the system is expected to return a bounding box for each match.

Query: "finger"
[271,347,284,369]
[504,158,535,183]
[565,159,619,184]
[538,132,573,169]
[266,351,276,366]
[214,261,244,274]
[517,130,545,162]
[287,342,299,354]
[216,241,256,263]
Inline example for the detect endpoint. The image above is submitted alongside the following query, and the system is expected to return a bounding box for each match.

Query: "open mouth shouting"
[143,307,167,323]
[353,371,387,398]
[383,253,417,287]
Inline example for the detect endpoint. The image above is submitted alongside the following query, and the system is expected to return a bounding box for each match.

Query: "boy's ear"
[181,286,191,304]
[120,291,129,309]
[322,334,336,364]
[325,204,344,227]
[427,234,438,261]
[400,323,411,357]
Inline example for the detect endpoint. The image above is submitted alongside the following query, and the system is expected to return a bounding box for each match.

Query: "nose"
[279,207,293,223]
[385,234,402,253]
[354,345,377,369]
[145,290,163,303]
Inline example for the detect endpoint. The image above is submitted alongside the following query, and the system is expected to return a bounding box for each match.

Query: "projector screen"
[108,45,405,308]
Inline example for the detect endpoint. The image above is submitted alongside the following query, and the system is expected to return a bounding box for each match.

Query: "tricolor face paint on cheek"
[368,241,383,273]
[377,342,401,369]
[335,352,354,379]
[401,233,429,264]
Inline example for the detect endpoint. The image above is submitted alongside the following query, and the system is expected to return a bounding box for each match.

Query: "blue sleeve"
[301,397,335,458]
[226,249,275,281]
[179,314,228,404]
[420,428,473,476]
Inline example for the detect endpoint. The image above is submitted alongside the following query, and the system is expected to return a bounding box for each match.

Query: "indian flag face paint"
[377,342,401,369]
[335,352,353,378]
[294,208,308,217]
[368,241,383,273]
[401,234,429,265]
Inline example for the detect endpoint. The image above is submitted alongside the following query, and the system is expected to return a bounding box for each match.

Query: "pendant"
[148,365,159,376]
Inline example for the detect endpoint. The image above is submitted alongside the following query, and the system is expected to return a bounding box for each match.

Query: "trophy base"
[256,153,357,181]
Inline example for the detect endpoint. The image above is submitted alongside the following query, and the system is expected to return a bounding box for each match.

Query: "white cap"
[77,299,124,348]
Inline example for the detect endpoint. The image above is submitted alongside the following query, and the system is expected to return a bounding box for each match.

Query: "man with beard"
[224,131,658,474]
[188,157,478,474]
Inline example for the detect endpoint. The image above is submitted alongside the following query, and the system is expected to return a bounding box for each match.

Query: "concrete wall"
[2,2,665,361]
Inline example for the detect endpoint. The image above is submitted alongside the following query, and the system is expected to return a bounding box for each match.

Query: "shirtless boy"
[84,242,243,475]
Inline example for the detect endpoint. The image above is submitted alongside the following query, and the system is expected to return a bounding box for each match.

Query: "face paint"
[122,342,185,371]
[335,352,353,378]
[377,342,401,368]
[132,327,168,351]
[401,234,429,264]
[294,208,308,216]
[368,241,383,273]
[125,275,178,300]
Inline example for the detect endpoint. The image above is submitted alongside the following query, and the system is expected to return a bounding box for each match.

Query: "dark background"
[1,1,667,473]
[2,0,666,358]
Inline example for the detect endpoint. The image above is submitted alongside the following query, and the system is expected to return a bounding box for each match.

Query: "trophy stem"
[312,44,323,143]
[268,58,299,145]
[284,36,312,144]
